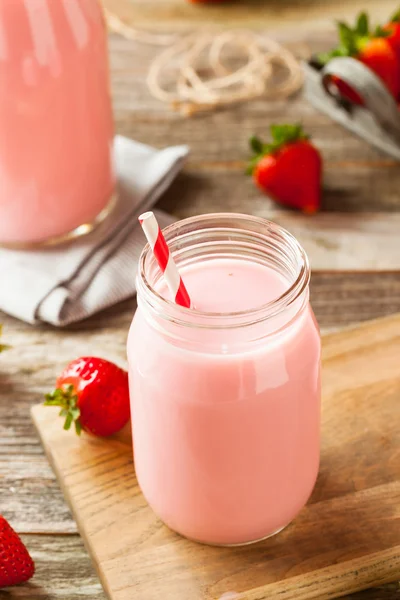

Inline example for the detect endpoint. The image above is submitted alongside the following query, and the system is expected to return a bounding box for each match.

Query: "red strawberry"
[44,357,130,437]
[383,9,400,63]
[360,36,400,98]
[0,516,35,588]
[248,124,322,214]
[319,12,400,103]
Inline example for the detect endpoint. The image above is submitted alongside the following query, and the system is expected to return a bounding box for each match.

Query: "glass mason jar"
[127,214,321,546]
[0,0,115,247]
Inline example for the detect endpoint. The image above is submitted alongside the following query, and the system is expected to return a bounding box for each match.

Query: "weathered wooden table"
[1,0,400,598]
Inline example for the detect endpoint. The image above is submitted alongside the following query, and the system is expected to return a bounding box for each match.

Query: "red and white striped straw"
[139,211,192,308]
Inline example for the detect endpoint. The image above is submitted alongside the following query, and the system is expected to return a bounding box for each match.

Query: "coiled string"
[106,10,304,116]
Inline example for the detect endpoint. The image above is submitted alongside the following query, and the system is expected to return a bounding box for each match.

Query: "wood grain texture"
[0,539,398,600]
[102,0,398,31]
[30,314,400,600]
[0,536,106,600]
[105,31,400,272]
[245,213,400,271]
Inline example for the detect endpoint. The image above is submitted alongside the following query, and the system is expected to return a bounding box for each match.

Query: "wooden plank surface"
[107,26,400,271]
[2,0,400,597]
[102,0,399,31]
[29,314,400,600]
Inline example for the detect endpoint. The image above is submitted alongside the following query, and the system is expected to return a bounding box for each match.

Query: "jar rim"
[137,213,310,328]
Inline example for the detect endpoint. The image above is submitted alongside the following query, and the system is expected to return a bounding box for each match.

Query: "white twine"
[107,12,304,116]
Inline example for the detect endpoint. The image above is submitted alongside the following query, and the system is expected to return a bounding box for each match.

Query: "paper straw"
[139,211,192,308]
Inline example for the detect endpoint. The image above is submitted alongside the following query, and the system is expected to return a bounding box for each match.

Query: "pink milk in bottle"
[128,214,321,546]
[0,0,115,246]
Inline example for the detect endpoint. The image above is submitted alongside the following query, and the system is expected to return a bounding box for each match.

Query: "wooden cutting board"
[31,314,400,600]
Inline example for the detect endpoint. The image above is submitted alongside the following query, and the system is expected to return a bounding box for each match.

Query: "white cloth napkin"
[0,136,188,326]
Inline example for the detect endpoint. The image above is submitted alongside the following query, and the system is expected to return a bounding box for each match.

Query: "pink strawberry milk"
[128,214,321,546]
[0,0,115,246]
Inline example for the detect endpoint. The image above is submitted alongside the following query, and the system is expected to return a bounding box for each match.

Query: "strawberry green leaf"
[323,12,383,64]
[64,413,73,431]
[337,21,356,52]
[356,12,369,36]
[317,46,348,65]
[44,399,59,407]
[272,123,303,142]
[75,420,82,436]
[391,7,400,23]
[44,385,82,435]
[245,156,261,176]
[334,17,369,57]
[375,25,390,38]
[249,136,263,154]
[70,408,80,420]
[248,123,310,170]
[270,124,288,144]
[270,123,308,146]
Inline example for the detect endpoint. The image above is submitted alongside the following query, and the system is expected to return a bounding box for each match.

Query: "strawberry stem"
[391,8,400,23]
[269,123,308,147]
[317,11,389,64]
[247,123,309,175]
[44,385,82,435]
[374,25,391,37]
